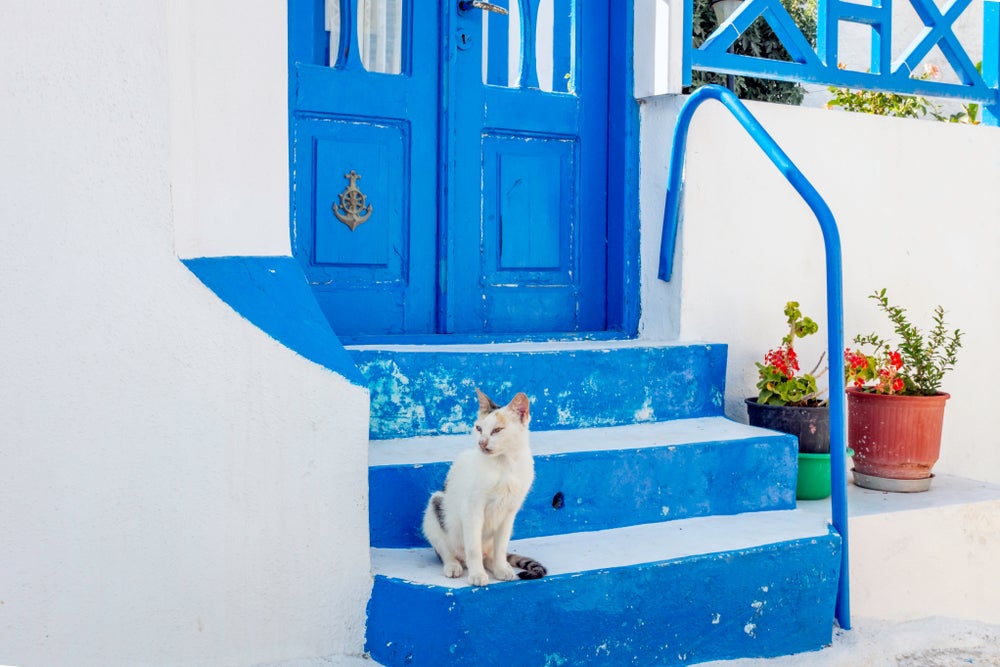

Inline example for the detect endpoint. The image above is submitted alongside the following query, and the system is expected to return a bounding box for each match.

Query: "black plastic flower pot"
[745,397,830,454]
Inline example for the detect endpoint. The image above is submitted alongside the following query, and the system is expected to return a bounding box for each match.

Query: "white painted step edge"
[369,416,783,466]
[372,509,833,588]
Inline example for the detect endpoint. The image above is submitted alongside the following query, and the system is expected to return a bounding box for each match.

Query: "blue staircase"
[352,341,842,666]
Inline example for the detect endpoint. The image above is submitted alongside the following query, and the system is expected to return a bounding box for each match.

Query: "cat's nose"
[478,439,490,453]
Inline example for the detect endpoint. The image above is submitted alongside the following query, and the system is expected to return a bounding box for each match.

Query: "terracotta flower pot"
[846,387,949,481]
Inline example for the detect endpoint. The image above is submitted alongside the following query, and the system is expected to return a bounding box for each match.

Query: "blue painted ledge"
[182,256,365,386]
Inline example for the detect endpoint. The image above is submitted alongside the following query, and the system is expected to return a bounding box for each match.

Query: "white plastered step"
[370,415,784,466]
[372,509,833,588]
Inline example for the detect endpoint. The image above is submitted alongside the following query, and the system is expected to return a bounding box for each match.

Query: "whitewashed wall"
[640,94,1000,485]
[0,2,371,666]
[168,1,292,257]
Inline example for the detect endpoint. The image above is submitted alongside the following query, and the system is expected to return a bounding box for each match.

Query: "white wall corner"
[634,0,686,99]
[637,95,687,341]
[167,0,292,259]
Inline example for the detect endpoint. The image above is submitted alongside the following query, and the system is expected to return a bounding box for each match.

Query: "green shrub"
[687,0,818,105]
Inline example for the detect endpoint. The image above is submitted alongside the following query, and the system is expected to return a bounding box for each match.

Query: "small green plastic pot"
[796,449,853,500]
[796,453,831,500]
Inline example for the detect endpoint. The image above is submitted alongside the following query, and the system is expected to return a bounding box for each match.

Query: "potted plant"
[745,301,831,499]
[844,288,963,492]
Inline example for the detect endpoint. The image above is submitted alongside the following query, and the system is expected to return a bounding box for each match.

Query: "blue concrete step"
[349,341,726,439]
[360,340,840,665]
[369,417,798,548]
[366,510,842,666]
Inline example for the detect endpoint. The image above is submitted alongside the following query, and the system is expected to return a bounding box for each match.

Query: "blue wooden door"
[289,0,609,337]
[445,1,608,333]
[289,0,438,336]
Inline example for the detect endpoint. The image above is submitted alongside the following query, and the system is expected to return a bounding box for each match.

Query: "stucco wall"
[640,94,1000,485]
[167,0,291,258]
[0,3,370,666]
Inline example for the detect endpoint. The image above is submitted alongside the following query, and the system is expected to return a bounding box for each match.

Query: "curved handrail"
[658,84,851,630]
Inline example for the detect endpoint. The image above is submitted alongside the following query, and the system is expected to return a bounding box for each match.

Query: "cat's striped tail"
[507,553,546,580]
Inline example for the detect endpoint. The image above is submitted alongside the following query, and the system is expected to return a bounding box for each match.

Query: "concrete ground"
[704,473,1000,665]
[703,616,1000,666]
[295,616,1000,666]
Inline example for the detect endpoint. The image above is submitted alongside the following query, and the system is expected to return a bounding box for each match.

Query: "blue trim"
[683,0,694,87]
[182,256,366,387]
[657,85,850,630]
[986,0,1000,126]
[609,0,642,335]
[700,0,822,67]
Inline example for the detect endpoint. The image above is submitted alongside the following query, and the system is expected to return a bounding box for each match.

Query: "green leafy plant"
[826,86,937,119]
[844,289,963,396]
[827,63,982,124]
[756,301,828,406]
[944,102,980,124]
[688,0,817,104]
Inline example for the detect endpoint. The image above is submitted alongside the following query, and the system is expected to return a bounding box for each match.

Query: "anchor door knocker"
[333,170,373,231]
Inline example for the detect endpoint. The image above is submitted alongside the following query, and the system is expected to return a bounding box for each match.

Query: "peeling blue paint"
[366,531,842,666]
[360,339,840,663]
[351,344,727,439]
[183,256,365,385]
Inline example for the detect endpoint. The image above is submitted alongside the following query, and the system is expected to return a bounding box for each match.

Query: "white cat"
[422,389,546,586]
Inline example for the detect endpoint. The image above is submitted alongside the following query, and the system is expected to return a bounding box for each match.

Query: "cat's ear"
[508,392,531,425]
[476,388,500,416]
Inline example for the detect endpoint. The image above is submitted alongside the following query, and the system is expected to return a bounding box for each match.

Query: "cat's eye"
[475,425,482,432]
[491,427,504,435]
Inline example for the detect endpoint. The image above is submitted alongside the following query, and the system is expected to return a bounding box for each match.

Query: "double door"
[289,0,610,337]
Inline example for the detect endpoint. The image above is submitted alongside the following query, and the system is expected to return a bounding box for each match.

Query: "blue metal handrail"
[658,84,850,630]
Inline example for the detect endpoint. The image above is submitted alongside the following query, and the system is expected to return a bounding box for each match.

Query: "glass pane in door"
[482,0,573,92]
[324,0,404,73]
[359,0,404,74]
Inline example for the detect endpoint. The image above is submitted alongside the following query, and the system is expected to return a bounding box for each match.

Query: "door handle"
[459,1,509,15]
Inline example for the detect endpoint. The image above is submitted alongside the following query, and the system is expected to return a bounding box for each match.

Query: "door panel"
[297,119,417,334]
[481,134,578,332]
[289,0,610,337]
[290,0,437,336]
[485,136,573,277]
[312,123,402,270]
[445,0,608,333]
[490,141,568,273]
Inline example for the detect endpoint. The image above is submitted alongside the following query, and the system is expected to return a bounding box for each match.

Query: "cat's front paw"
[491,564,517,581]
[443,562,464,578]
[467,570,490,587]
